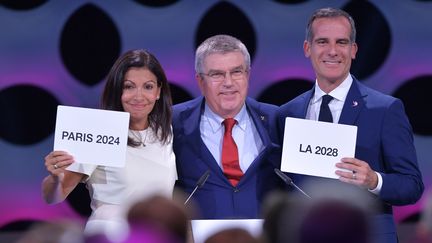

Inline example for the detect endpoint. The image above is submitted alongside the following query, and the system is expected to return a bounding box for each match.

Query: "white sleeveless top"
[67,128,177,241]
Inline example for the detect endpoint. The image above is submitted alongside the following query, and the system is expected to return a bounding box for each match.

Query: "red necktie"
[221,118,243,186]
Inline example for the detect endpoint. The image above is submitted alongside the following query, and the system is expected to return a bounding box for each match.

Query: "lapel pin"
[260,115,265,121]
[352,101,358,107]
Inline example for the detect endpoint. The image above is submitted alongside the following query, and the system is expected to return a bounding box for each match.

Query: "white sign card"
[191,219,263,243]
[281,117,357,179]
[54,105,130,167]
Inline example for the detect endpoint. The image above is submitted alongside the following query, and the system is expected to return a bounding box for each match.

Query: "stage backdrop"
[1,0,431,230]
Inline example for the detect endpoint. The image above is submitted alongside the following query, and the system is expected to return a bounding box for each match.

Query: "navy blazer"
[277,79,424,242]
[173,97,283,219]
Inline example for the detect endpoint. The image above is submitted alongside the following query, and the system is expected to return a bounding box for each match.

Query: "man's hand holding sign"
[336,157,380,190]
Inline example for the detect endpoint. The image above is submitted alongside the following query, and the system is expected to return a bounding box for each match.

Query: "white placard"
[281,117,357,179]
[54,105,130,167]
[191,219,263,243]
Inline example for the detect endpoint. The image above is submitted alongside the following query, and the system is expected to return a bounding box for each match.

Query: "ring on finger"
[352,171,357,180]
[54,164,59,169]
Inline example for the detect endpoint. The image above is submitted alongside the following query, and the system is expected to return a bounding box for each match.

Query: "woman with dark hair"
[41,49,177,241]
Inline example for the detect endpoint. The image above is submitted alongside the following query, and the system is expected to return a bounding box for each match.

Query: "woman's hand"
[42,151,82,204]
[44,151,74,177]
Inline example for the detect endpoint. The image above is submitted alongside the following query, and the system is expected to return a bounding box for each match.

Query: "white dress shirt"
[200,103,263,173]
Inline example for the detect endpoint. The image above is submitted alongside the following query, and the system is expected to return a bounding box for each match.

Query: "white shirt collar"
[312,74,353,104]
[203,103,248,133]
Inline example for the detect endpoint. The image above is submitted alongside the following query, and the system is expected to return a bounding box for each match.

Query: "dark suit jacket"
[277,79,424,242]
[173,97,283,219]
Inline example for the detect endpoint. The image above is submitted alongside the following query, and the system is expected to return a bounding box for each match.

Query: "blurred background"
[0,0,431,239]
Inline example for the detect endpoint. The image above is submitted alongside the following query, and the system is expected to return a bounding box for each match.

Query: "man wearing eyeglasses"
[172,34,283,219]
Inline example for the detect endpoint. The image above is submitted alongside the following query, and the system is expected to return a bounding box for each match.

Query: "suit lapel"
[246,98,272,146]
[240,98,276,181]
[180,98,224,176]
[299,90,314,118]
[338,80,367,126]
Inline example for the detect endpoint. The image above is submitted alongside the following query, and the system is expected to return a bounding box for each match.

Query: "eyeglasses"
[200,68,248,82]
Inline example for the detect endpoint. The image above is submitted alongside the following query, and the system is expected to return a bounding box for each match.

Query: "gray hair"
[195,34,251,74]
[305,7,356,43]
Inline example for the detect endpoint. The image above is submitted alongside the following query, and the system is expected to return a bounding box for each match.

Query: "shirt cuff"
[368,171,382,195]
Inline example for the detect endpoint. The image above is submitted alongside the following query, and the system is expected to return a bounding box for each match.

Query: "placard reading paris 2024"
[54,105,130,167]
[281,117,357,179]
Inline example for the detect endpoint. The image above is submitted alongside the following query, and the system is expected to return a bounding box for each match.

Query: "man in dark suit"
[173,34,282,219]
[278,8,423,243]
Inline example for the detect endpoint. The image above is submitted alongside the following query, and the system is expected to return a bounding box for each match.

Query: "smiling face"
[121,67,161,130]
[304,16,358,92]
[197,52,249,118]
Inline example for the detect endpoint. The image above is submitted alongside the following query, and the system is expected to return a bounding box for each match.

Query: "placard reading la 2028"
[62,131,120,145]
[299,144,338,157]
